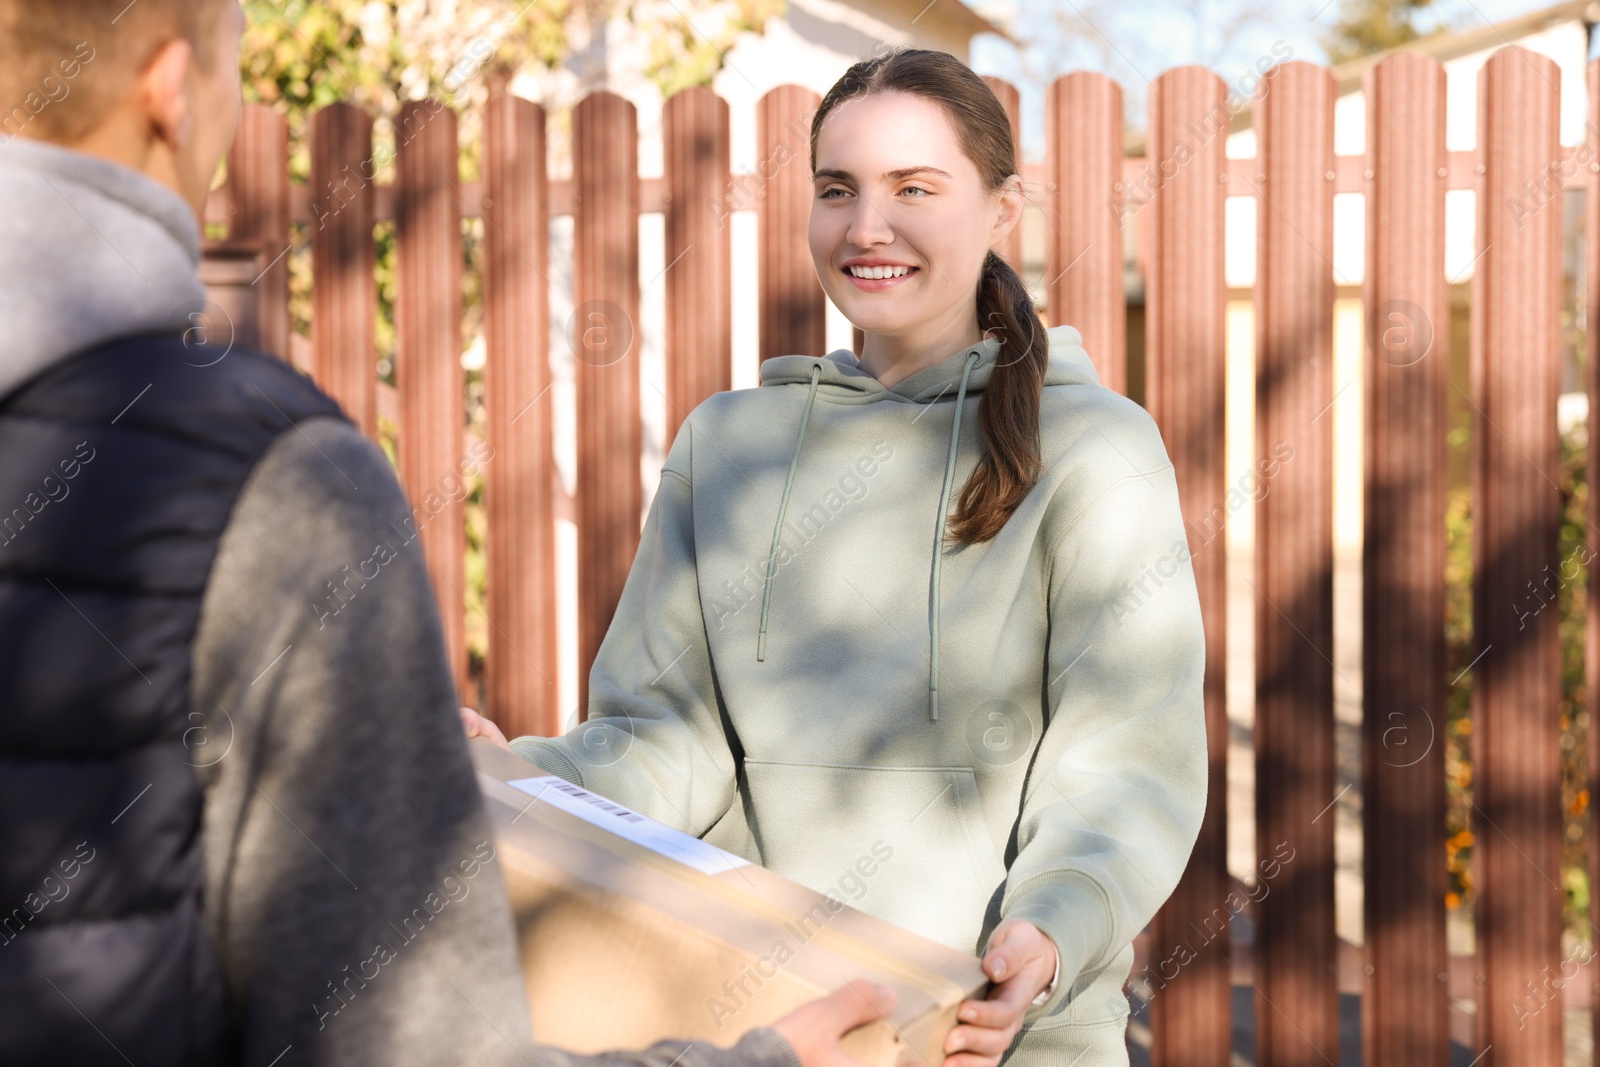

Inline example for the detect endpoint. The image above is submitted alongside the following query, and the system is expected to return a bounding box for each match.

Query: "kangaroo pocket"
[741,760,1007,955]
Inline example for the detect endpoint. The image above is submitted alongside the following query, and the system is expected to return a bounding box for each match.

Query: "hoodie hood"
[0,137,207,397]
[758,322,1100,400]
[753,324,1098,721]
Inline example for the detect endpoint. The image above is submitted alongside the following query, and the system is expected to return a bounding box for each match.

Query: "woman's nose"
[845,191,895,248]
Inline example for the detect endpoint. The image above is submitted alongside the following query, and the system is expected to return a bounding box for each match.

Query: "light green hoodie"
[510,324,1207,1066]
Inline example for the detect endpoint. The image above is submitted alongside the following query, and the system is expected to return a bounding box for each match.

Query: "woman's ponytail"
[945,250,1048,545]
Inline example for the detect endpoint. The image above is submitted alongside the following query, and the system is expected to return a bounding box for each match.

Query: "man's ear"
[140,39,194,152]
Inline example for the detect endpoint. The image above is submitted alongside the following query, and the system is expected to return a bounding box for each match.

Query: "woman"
[467,48,1207,1067]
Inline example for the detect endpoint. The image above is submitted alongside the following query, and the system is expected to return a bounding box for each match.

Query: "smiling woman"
[495,46,1208,1067]
[807,66,1045,547]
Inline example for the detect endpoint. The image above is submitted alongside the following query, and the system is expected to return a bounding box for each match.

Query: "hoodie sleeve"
[509,419,740,839]
[992,405,1209,1024]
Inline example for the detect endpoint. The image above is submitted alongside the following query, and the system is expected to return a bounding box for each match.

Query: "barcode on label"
[546,779,646,822]
[506,775,752,876]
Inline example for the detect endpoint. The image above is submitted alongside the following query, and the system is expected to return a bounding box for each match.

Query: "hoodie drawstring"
[758,362,823,661]
[929,350,982,722]
[756,349,982,726]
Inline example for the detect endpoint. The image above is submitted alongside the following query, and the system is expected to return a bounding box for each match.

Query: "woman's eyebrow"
[812,165,954,181]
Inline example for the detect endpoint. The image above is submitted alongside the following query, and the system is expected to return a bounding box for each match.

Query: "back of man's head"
[0,0,230,144]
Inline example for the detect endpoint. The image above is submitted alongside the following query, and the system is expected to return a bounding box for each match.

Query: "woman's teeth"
[846,265,914,279]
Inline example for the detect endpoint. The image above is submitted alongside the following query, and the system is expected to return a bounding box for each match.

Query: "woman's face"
[809,90,1017,346]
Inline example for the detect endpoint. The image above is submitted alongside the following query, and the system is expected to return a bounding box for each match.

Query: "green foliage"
[240,0,570,128]
[1443,417,1591,941]
[1319,0,1441,66]
[240,0,778,167]
[1443,479,1473,910]
[634,0,786,98]
[1558,426,1591,941]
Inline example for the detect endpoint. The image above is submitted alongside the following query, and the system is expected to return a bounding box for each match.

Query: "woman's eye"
[817,186,929,200]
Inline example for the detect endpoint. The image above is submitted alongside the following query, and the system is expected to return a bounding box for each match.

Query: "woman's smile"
[841,264,920,291]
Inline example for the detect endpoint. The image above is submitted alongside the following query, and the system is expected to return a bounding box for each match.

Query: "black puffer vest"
[0,332,347,1065]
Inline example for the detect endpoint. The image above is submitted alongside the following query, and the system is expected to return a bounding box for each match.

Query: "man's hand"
[770,979,897,1067]
[942,919,1058,1067]
[459,706,511,749]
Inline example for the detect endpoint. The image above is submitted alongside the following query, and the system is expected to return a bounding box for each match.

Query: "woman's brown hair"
[811,47,1047,545]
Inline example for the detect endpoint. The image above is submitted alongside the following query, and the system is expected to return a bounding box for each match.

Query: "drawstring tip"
[930,689,939,722]
[757,629,767,662]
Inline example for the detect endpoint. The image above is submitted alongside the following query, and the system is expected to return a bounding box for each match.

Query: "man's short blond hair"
[0,0,229,143]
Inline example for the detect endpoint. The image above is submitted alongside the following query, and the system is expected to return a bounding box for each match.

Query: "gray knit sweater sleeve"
[537,1031,802,1067]
[190,417,800,1067]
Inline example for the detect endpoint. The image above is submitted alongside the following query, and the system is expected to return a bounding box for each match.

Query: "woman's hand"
[459,706,511,749]
[941,919,1059,1067]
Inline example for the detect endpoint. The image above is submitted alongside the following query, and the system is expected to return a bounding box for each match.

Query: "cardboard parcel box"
[470,739,990,1065]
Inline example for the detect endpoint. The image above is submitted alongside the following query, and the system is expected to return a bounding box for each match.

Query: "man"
[0,2,891,1064]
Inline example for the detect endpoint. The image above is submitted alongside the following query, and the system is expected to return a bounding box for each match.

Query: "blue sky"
[968,0,1584,158]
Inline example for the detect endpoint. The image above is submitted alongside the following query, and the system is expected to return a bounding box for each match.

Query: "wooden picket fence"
[201,50,1597,1066]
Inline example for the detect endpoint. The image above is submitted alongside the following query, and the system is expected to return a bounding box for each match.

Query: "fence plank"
[981,76,1025,276]
[664,86,732,447]
[1471,46,1564,1067]
[1047,72,1126,394]
[227,104,290,360]
[483,85,559,738]
[1253,60,1338,1067]
[309,103,377,436]
[1143,63,1232,1067]
[758,85,824,362]
[1360,52,1451,1067]
[573,90,642,719]
[396,99,466,694]
[1589,53,1600,1067]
